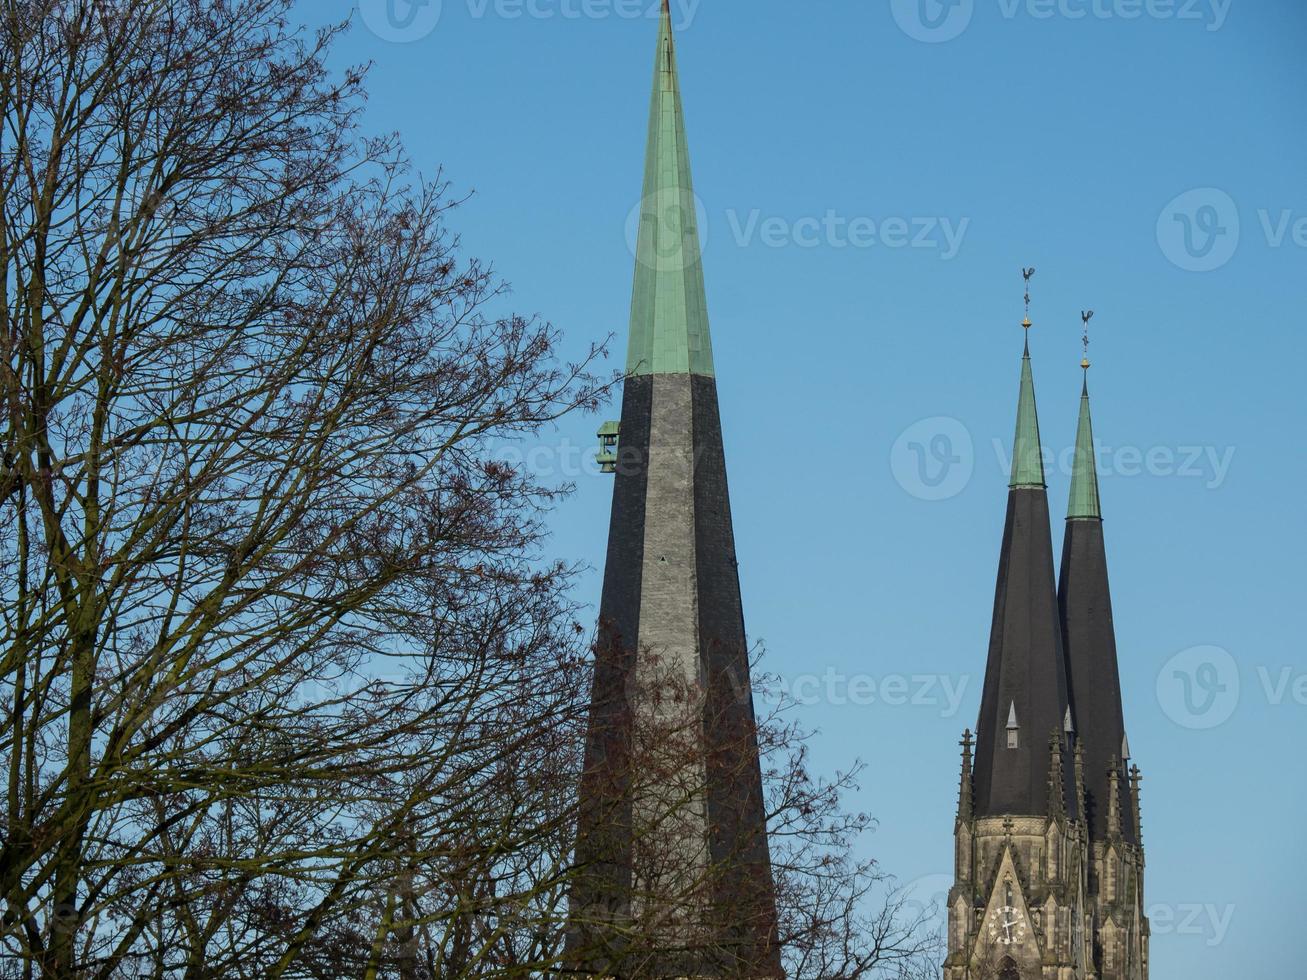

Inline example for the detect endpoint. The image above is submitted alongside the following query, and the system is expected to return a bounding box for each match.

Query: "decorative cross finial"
[1080,310,1095,370]
[1022,267,1036,330]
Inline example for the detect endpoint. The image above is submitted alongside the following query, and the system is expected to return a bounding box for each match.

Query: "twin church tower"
[567,4,1149,978]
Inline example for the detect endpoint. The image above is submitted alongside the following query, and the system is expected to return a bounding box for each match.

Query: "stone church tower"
[567,2,781,976]
[945,301,1148,980]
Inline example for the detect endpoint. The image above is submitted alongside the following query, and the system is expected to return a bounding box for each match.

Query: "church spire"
[569,8,780,975]
[1058,322,1134,844]
[1011,269,1046,488]
[1067,312,1102,518]
[972,273,1073,820]
[626,0,714,377]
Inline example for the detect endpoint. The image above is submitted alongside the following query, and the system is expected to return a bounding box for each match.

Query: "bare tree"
[0,0,600,975]
[0,2,942,978]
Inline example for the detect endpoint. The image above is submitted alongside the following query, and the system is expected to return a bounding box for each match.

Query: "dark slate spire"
[1058,371,1135,843]
[973,307,1074,821]
[568,5,780,974]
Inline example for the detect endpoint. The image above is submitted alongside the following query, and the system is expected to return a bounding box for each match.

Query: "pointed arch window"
[999,957,1021,980]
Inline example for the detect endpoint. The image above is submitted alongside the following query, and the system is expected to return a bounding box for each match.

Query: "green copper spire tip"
[1009,350,1047,489]
[1067,375,1103,519]
[624,0,714,377]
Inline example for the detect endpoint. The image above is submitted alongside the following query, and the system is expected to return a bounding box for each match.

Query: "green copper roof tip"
[624,0,714,377]
[1067,374,1103,519]
[1009,350,1047,489]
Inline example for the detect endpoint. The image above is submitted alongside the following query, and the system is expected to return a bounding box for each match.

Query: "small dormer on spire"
[1006,701,1020,750]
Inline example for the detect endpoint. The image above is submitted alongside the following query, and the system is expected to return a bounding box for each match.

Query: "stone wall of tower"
[946,813,1091,980]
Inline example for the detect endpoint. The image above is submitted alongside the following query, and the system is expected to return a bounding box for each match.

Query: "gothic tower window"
[999,956,1021,980]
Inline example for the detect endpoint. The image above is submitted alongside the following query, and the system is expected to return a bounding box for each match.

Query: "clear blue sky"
[301,2,1305,975]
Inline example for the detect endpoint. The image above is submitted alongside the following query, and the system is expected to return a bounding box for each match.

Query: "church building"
[944,297,1149,980]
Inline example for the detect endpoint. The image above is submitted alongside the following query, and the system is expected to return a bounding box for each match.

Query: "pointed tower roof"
[570,10,779,974]
[973,309,1074,821]
[1058,362,1135,843]
[1067,376,1102,518]
[626,0,714,377]
[1010,342,1047,488]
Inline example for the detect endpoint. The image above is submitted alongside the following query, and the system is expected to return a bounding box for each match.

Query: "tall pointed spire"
[973,274,1073,820]
[1010,352,1047,488]
[1058,331,1134,844]
[569,8,780,975]
[626,0,714,377]
[1067,376,1102,518]
[1011,266,1045,488]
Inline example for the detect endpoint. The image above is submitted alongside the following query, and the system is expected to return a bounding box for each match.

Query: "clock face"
[987,905,1028,946]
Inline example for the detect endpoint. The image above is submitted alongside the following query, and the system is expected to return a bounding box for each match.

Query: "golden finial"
[1080,310,1094,370]
[1022,267,1036,330]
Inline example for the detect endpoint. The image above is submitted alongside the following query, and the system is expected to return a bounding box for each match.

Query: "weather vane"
[1080,310,1094,370]
[1022,267,1036,330]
